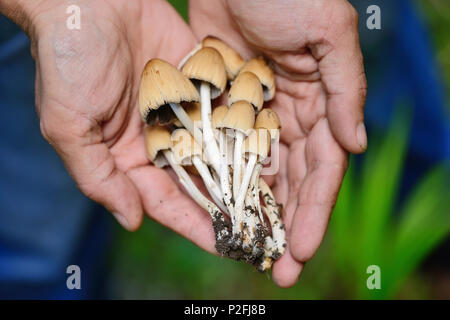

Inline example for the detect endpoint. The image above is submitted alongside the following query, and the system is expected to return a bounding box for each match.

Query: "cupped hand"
[190,0,367,287]
[30,0,219,253]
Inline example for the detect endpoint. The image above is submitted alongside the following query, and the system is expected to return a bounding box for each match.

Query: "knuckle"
[342,2,359,27]
[39,118,59,144]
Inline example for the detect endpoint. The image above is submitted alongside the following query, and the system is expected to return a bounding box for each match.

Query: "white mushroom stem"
[199,82,222,172]
[191,155,228,214]
[232,131,245,199]
[249,163,266,229]
[233,152,257,235]
[259,178,286,257]
[218,130,235,219]
[258,237,276,272]
[243,185,264,257]
[162,150,231,248]
[169,102,221,173]
[235,153,257,210]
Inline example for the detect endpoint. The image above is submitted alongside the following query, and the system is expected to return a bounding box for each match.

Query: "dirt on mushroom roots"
[212,209,233,256]
[212,191,283,270]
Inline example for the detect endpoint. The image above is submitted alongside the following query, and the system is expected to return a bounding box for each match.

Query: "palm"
[189,0,365,286]
[35,0,218,251]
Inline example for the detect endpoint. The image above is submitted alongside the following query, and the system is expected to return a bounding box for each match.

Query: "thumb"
[40,120,143,231]
[313,3,368,154]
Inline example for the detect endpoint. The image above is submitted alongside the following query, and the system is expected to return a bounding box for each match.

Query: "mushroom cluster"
[138,36,286,271]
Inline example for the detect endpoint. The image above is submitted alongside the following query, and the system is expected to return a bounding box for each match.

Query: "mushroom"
[139,58,219,172]
[144,125,232,255]
[181,47,227,174]
[239,57,275,101]
[202,36,245,80]
[257,178,286,271]
[235,128,271,254]
[171,128,227,214]
[227,71,263,200]
[221,101,255,239]
[252,108,282,219]
[252,109,286,271]
[211,105,235,222]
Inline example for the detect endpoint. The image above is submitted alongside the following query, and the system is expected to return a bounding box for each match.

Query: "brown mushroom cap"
[222,100,255,134]
[173,102,202,128]
[228,71,264,112]
[244,128,271,159]
[144,125,172,163]
[239,57,275,101]
[139,59,199,125]
[254,108,281,140]
[181,47,227,99]
[211,105,229,129]
[202,36,245,80]
[171,128,202,165]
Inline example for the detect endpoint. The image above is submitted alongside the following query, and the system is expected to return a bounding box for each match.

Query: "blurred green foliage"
[331,104,450,299]
[419,0,450,110]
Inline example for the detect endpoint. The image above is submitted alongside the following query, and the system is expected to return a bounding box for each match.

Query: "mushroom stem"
[163,149,231,254]
[169,102,221,173]
[259,178,286,258]
[235,153,257,210]
[191,155,228,214]
[199,82,222,170]
[218,130,235,219]
[233,152,257,235]
[250,164,266,229]
[243,185,264,258]
[232,131,245,199]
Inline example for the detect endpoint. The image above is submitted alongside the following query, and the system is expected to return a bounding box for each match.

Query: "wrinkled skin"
[5,0,366,288]
[29,0,221,252]
[190,0,367,287]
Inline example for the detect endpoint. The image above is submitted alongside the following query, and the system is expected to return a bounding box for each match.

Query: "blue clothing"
[0,15,112,299]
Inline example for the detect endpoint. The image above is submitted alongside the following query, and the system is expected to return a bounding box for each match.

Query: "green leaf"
[383,165,450,297]
[357,103,411,269]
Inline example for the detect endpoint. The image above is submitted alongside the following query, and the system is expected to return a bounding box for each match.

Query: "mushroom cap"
[177,43,202,69]
[173,102,202,128]
[244,128,271,159]
[144,125,172,163]
[139,59,199,125]
[202,36,245,80]
[254,108,281,140]
[171,128,202,165]
[211,105,229,129]
[239,57,275,101]
[181,47,227,99]
[228,71,264,112]
[222,100,255,134]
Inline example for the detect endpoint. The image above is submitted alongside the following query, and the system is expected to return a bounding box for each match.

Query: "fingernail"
[112,212,130,230]
[356,122,367,150]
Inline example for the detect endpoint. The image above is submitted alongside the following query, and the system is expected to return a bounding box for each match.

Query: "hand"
[190,0,367,287]
[4,0,222,254]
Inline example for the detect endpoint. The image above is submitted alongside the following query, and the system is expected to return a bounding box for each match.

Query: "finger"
[128,165,217,254]
[41,120,144,230]
[289,118,347,262]
[311,3,367,154]
[272,243,304,288]
[270,142,305,288]
[271,143,291,207]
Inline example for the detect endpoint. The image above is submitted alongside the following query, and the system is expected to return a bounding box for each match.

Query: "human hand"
[190,0,367,287]
[0,0,224,254]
